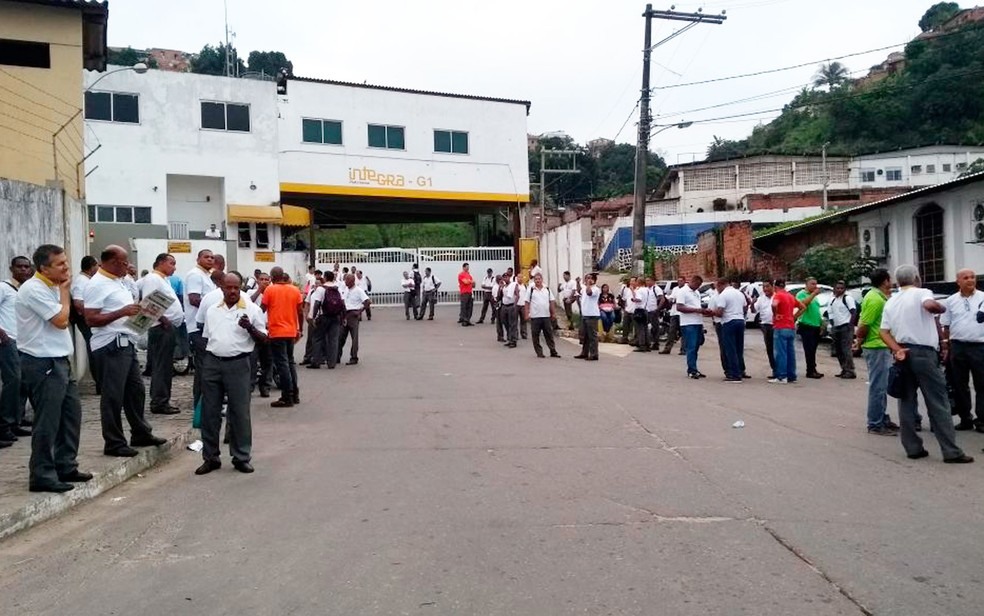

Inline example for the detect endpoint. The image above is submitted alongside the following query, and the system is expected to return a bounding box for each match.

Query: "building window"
[85,92,140,123]
[255,223,270,249]
[201,101,250,132]
[367,124,404,149]
[860,169,876,183]
[88,205,153,224]
[434,130,469,154]
[302,118,343,145]
[926,164,936,173]
[0,39,51,69]
[915,203,945,283]
[911,165,922,174]
[957,162,968,171]
[237,223,252,248]
[885,167,903,181]
[943,163,952,172]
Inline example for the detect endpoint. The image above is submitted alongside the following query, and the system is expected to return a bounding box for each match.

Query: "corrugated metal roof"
[290,75,531,113]
[753,171,984,240]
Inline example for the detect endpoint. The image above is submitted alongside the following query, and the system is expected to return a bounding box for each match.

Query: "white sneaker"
[767,377,787,384]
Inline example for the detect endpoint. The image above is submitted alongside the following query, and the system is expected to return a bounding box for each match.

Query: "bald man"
[942,268,984,432]
[84,245,165,457]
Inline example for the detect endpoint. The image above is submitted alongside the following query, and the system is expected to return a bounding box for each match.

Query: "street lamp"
[650,121,694,137]
[85,62,148,92]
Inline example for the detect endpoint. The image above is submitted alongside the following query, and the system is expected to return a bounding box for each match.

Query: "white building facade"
[850,145,984,190]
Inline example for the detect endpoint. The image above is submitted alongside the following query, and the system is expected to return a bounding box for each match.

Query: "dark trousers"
[799,324,822,375]
[93,342,153,452]
[662,315,681,353]
[321,317,342,367]
[303,321,316,362]
[404,291,415,319]
[80,326,100,393]
[0,341,24,432]
[531,317,557,357]
[270,338,298,398]
[563,299,575,329]
[761,324,776,376]
[950,341,984,424]
[307,317,327,366]
[580,316,599,359]
[619,310,634,343]
[189,330,206,405]
[22,355,81,486]
[495,305,505,340]
[634,311,651,350]
[713,323,727,373]
[339,312,361,360]
[519,309,528,339]
[720,319,745,380]
[897,345,963,459]
[831,324,856,377]
[201,353,252,464]
[459,293,474,323]
[250,343,272,393]
[148,325,176,411]
[647,311,660,349]
[420,290,437,319]
[502,304,519,343]
[479,291,494,322]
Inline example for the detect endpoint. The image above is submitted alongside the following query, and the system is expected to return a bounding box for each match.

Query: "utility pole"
[631,5,726,275]
[821,141,830,211]
[538,148,579,236]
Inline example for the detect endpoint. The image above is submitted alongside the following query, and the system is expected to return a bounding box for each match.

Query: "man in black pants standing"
[478,268,495,324]
[139,253,183,415]
[795,278,825,379]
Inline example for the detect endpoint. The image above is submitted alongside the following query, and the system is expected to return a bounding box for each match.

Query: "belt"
[208,352,250,362]
[900,343,936,351]
[951,340,984,345]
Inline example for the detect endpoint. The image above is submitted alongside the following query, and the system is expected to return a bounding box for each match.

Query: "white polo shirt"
[828,293,857,328]
[0,279,19,340]
[481,275,495,292]
[70,273,90,302]
[580,285,601,317]
[84,270,138,351]
[184,266,215,333]
[421,274,441,292]
[718,286,747,324]
[941,290,984,343]
[401,278,415,292]
[706,290,722,325]
[139,271,184,327]
[343,285,370,311]
[560,279,577,301]
[198,287,256,328]
[307,285,325,318]
[16,275,73,358]
[755,293,774,325]
[645,285,663,312]
[677,285,704,326]
[501,281,519,306]
[880,287,939,348]
[527,286,554,319]
[204,297,267,357]
[668,287,681,317]
[517,283,530,307]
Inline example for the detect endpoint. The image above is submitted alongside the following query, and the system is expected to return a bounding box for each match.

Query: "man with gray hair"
[879,264,973,463]
[941,268,984,432]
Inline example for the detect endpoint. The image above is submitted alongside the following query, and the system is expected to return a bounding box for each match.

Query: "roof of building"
[290,75,531,113]
[7,0,109,71]
[753,171,984,240]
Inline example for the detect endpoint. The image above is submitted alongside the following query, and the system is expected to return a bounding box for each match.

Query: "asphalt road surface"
[2,308,983,615]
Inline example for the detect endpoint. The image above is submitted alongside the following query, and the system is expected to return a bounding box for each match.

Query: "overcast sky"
[108,0,936,164]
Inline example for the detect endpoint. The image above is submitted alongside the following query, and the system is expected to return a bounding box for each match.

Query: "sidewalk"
[0,368,196,542]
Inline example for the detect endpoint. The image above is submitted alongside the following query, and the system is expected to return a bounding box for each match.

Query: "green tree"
[790,244,873,284]
[919,2,961,31]
[108,46,141,67]
[247,50,293,77]
[706,135,749,161]
[190,43,245,76]
[812,61,851,90]
[595,143,666,198]
[959,157,984,176]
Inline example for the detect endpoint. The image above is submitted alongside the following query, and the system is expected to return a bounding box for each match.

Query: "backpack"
[320,286,345,318]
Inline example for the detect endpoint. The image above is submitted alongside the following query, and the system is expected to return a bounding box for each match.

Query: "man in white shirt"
[401,271,416,320]
[195,273,268,476]
[204,223,222,239]
[753,280,777,378]
[418,267,441,321]
[829,281,858,379]
[526,273,560,358]
[619,277,640,344]
[660,277,687,354]
[18,245,91,492]
[710,278,749,383]
[243,269,261,293]
[574,273,601,360]
[941,268,984,432]
[516,275,530,340]
[879,264,971,463]
[529,259,543,281]
[356,269,373,321]
[500,272,521,348]
[307,271,343,370]
[677,275,707,379]
[184,249,216,407]
[492,275,506,342]
[301,270,325,365]
[71,255,100,391]
[559,271,578,331]
[643,277,664,351]
[139,253,184,416]
[0,256,33,444]
[338,274,371,365]
[478,268,496,324]
[85,246,165,457]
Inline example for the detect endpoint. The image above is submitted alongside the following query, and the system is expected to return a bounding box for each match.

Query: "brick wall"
[753,220,858,277]
[746,187,909,211]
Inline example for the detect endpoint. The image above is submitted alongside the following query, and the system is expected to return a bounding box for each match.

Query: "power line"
[612,100,640,143]
[0,141,52,166]
[0,82,77,121]
[0,121,50,144]
[0,67,80,111]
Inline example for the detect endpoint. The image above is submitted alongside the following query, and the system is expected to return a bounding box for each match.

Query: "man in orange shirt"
[262,267,304,408]
[457,263,475,327]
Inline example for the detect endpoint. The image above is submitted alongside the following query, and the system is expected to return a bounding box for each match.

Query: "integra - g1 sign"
[348,167,433,188]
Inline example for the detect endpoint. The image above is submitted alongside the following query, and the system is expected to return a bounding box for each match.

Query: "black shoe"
[841,374,857,380]
[0,440,12,449]
[293,394,300,404]
[741,374,752,379]
[59,470,93,483]
[689,372,701,379]
[868,425,898,436]
[0,430,16,442]
[11,426,31,437]
[944,454,974,464]
[104,446,138,457]
[132,435,166,447]
[232,460,254,474]
[806,372,824,379]
[884,420,900,431]
[29,481,74,493]
[633,348,649,353]
[306,364,321,369]
[476,320,484,324]
[20,419,32,427]
[346,359,359,365]
[506,343,517,348]
[956,420,976,431]
[259,389,270,398]
[271,399,294,408]
[497,338,506,343]
[587,356,599,361]
[536,353,546,358]
[907,450,929,459]
[695,372,707,379]
[428,317,434,320]
[463,322,474,327]
[195,459,221,475]
[658,350,671,355]
[150,407,180,415]
[550,352,561,358]
[574,354,587,359]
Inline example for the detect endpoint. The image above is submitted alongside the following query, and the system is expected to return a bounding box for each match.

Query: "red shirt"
[458,271,474,294]
[772,289,797,330]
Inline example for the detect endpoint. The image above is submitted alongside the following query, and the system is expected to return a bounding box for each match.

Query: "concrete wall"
[0,178,87,270]
[851,147,984,189]
[0,3,85,197]
[540,219,591,294]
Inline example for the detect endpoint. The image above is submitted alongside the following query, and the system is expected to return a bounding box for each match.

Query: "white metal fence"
[315,246,514,306]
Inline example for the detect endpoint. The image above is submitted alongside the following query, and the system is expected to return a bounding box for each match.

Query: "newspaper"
[125,290,176,334]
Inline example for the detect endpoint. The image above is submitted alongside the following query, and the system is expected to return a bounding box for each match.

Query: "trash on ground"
[187,439,203,452]
[732,420,745,429]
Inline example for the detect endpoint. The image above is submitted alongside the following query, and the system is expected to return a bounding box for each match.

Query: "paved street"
[2,307,983,616]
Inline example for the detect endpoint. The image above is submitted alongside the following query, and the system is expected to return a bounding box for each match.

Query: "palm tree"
[813,62,850,90]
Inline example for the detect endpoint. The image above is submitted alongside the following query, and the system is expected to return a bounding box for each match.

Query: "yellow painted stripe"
[280,182,529,203]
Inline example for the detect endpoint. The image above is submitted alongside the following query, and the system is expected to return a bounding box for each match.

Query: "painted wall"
[0,3,84,197]
[278,80,530,203]
[851,147,984,189]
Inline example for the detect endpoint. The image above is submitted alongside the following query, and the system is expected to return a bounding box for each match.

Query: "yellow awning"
[227,205,283,223]
[280,205,312,227]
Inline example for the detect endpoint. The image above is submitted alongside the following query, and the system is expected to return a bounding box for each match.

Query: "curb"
[0,427,196,543]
